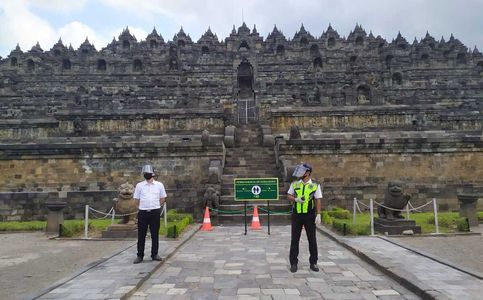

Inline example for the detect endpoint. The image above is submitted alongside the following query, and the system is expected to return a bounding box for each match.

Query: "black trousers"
[137,209,161,258]
[289,211,318,266]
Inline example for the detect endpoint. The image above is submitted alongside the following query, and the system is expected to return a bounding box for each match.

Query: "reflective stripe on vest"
[292,182,318,213]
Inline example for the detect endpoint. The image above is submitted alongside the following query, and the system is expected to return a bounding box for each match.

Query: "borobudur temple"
[0,23,481,222]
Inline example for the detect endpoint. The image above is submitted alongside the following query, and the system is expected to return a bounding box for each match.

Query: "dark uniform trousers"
[137,208,161,258]
[289,211,318,266]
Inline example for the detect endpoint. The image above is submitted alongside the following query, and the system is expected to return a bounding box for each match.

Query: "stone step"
[225,152,275,157]
[220,195,288,205]
[223,166,279,172]
[223,171,280,177]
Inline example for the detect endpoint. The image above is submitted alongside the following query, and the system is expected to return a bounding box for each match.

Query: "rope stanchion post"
[352,197,357,224]
[111,209,115,225]
[369,198,375,236]
[433,198,439,234]
[84,205,89,239]
[406,203,410,220]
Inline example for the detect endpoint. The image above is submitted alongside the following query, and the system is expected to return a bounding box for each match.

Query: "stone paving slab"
[133,226,416,299]
[318,226,483,300]
[37,226,198,300]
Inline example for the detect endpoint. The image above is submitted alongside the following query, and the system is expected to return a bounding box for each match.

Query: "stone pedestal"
[45,202,67,233]
[374,218,421,235]
[101,224,137,238]
[457,194,479,227]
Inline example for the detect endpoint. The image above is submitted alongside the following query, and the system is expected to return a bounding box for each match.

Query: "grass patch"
[322,209,477,236]
[0,221,46,231]
[0,209,194,238]
[61,219,121,237]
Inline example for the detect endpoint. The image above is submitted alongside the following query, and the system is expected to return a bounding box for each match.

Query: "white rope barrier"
[356,200,370,208]
[88,207,115,219]
[83,203,168,239]
[408,200,434,211]
[355,200,363,213]
[373,199,433,212]
[351,198,440,235]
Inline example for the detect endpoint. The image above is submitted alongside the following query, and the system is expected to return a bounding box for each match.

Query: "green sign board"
[234,178,279,201]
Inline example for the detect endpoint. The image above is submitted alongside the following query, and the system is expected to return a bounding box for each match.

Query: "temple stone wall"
[277,136,483,210]
[0,188,202,221]
[270,107,481,133]
[0,141,224,220]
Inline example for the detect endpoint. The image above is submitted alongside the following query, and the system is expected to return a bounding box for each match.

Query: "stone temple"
[0,23,481,222]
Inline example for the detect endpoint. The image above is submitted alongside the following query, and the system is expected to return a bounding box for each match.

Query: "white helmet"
[141,164,154,174]
[292,163,312,178]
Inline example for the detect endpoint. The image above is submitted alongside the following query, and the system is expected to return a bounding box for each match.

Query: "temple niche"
[356,85,371,104]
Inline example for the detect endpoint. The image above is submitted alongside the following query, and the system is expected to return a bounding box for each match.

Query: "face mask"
[144,173,153,180]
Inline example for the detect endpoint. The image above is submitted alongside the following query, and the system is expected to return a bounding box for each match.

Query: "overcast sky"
[1,0,482,58]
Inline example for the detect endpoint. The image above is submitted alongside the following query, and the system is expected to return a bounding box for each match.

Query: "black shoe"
[133,257,143,264]
[151,255,162,261]
[310,264,319,272]
[290,265,298,273]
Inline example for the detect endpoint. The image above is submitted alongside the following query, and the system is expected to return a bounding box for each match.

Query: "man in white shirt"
[287,163,322,273]
[133,164,167,264]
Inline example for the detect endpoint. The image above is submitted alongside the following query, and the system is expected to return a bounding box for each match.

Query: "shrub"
[321,211,333,225]
[478,211,483,222]
[332,219,370,235]
[328,207,350,219]
[164,209,193,238]
[456,217,470,232]
[166,216,191,238]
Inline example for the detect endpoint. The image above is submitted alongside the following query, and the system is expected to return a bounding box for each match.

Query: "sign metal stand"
[267,200,270,235]
[244,201,247,235]
[234,178,279,235]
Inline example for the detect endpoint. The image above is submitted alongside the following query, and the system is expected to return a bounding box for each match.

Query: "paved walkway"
[338,235,483,300]
[37,226,198,300]
[0,232,134,300]
[131,226,416,300]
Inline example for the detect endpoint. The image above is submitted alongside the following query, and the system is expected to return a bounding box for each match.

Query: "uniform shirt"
[133,180,167,210]
[287,179,323,199]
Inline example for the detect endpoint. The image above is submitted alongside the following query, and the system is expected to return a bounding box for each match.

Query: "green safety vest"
[292,181,318,214]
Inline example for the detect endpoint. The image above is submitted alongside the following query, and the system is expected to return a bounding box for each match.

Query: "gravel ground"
[0,232,135,300]
[388,225,483,274]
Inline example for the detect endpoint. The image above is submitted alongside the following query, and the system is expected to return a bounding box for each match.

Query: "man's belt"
[139,208,160,212]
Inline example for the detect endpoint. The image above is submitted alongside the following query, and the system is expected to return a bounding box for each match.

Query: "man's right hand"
[294,197,304,203]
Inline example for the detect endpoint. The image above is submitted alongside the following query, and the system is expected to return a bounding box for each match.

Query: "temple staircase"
[217,124,292,225]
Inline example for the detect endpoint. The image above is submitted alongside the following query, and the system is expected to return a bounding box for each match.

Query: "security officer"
[287,163,322,273]
[133,164,167,264]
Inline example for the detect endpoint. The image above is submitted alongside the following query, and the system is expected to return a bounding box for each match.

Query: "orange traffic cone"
[251,205,262,230]
[200,207,213,231]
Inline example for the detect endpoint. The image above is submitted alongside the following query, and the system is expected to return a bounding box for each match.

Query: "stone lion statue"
[203,186,220,210]
[113,182,137,224]
[377,181,411,219]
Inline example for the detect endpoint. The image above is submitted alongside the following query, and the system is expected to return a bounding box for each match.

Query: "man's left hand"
[315,214,321,225]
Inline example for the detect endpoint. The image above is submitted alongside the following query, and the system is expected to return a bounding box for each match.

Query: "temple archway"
[236,61,257,124]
